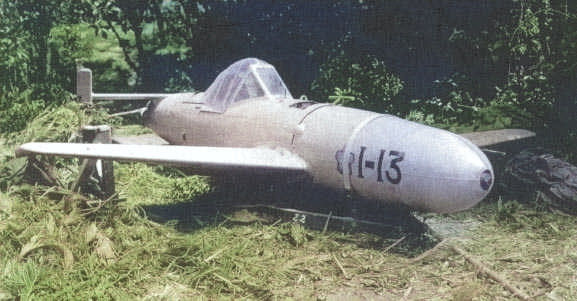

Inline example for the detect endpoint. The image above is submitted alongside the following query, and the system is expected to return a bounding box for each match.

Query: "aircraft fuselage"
[17,58,527,213]
[144,93,493,213]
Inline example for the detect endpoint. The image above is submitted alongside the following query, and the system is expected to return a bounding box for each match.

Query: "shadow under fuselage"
[142,176,437,254]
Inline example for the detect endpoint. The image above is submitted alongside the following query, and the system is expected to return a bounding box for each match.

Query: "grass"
[1,180,415,300]
[2,106,577,300]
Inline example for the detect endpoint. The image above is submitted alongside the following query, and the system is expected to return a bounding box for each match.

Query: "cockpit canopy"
[203,58,293,113]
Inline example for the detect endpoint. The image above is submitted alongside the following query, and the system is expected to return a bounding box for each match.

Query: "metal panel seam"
[341,114,386,191]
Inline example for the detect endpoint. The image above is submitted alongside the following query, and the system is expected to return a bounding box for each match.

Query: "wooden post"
[73,125,115,199]
[77,68,93,104]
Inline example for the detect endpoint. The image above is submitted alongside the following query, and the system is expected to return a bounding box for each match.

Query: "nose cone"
[417,134,494,212]
[347,115,493,213]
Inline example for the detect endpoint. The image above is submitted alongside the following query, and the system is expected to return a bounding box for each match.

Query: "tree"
[0,0,84,133]
[0,0,97,92]
[84,0,207,91]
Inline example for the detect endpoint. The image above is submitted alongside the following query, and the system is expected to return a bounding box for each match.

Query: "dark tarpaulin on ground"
[506,149,577,214]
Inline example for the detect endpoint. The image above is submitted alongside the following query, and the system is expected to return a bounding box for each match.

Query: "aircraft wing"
[459,129,535,148]
[16,142,308,175]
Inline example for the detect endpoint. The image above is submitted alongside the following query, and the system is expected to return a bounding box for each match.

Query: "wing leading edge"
[16,143,308,175]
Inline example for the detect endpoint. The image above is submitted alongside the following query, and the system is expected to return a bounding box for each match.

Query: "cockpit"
[203,58,294,113]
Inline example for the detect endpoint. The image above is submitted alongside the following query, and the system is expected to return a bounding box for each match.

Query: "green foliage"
[328,87,365,107]
[312,55,405,114]
[2,262,45,301]
[3,170,577,299]
[0,1,200,133]
[0,89,47,134]
[0,3,109,135]
[0,7,32,89]
[494,198,523,225]
[115,163,210,206]
[48,24,95,89]
[163,70,195,93]
[486,0,557,127]
[406,74,537,132]
[0,100,121,191]
[76,22,135,92]
[15,102,85,143]
[276,222,311,247]
[407,74,485,130]
[0,82,82,135]
[405,110,436,126]
[417,0,577,136]
[407,0,577,132]
[85,0,203,90]
[0,1,83,92]
[486,0,577,125]
[0,179,397,300]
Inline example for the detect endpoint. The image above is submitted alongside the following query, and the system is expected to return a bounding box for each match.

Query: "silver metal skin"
[138,58,494,213]
[18,58,496,213]
[144,92,493,213]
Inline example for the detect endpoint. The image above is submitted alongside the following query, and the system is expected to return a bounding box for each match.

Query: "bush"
[0,83,79,136]
[0,89,46,135]
[406,73,537,132]
[311,55,405,114]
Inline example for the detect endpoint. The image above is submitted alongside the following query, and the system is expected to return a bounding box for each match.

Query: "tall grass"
[2,102,577,300]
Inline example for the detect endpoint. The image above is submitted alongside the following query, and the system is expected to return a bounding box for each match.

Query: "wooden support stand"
[76,68,93,104]
[72,125,116,199]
